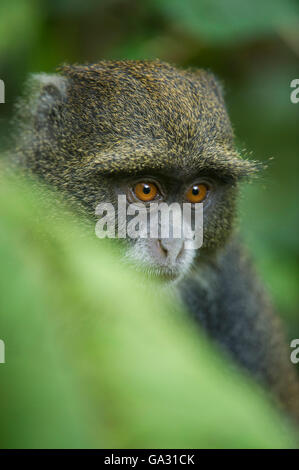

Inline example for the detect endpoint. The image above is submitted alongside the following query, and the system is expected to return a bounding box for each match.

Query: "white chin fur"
[123,238,196,281]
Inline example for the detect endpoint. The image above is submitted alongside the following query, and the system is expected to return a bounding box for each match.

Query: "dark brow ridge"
[81,151,259,183]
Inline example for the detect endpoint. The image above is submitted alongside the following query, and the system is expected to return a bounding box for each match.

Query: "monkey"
[10,60,299,422]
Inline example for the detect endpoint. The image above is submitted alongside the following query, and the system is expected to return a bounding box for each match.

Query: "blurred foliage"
[154,0,299,44]
[0,173,297,448]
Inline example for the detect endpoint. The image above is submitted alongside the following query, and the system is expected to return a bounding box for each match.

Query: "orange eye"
[134,182,158,202]
[186,183,208,203]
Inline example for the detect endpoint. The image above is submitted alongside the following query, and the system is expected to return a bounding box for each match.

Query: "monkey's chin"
[124,249,190,283]
[145,265,183,283]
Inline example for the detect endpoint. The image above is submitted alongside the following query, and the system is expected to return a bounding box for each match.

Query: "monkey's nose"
[157,238,184,264]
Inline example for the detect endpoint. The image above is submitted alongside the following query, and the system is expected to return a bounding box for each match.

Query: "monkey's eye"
[133,182,158,202]
[186,183,209,203]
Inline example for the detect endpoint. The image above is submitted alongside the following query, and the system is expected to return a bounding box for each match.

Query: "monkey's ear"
[20,74,68,131]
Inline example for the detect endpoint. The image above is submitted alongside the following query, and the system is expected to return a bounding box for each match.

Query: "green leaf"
[153,0,299,44]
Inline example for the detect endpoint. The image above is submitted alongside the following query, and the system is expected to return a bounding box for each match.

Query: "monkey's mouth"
[146,264,182,282]
[125,239,193,282]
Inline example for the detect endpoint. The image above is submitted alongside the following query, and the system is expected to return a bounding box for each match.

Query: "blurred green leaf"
[153,0,299,44]
[0,0,41,59]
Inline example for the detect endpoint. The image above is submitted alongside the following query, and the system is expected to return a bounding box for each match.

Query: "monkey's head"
[15,60,258,281]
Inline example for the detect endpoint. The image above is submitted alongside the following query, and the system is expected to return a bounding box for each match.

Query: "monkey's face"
[119,177,207,281]
[91,169,239,282]
[18,61,257,281]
